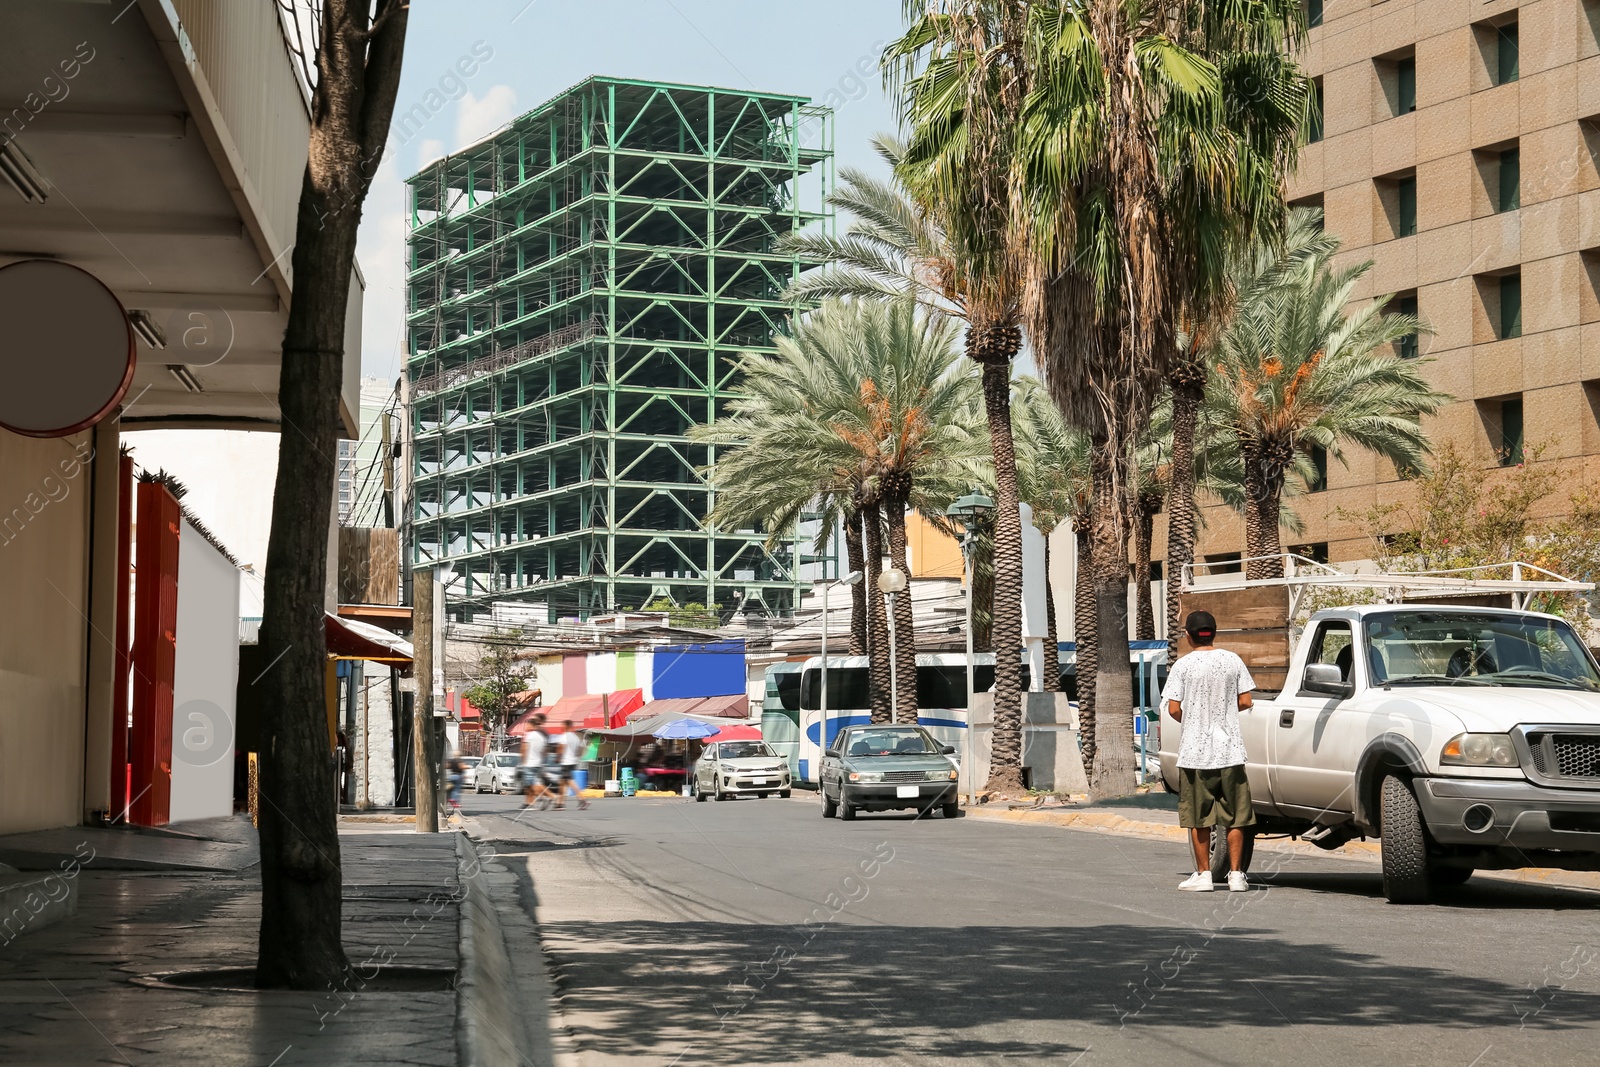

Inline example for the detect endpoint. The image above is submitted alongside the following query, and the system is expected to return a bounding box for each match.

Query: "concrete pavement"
[465,789,1600,1067]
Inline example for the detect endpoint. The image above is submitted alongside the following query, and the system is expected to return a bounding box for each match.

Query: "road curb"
[455,831,538,1067]
[964,805,1600,893]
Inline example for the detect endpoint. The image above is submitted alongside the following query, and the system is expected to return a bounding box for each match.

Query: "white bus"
[783,643,1170,785]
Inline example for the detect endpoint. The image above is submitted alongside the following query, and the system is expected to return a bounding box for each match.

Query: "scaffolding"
[404,77,835,621]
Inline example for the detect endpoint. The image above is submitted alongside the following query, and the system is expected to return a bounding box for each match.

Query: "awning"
[627,693,749,722]
[510,689,643,734]
[324,612,413,663]
[708,724,763,741]
[590,712,757,741]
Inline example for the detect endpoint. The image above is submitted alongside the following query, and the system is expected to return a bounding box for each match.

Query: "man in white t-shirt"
[520,716,548,807]
[553,724,589,811]
[1161,610,1256,893]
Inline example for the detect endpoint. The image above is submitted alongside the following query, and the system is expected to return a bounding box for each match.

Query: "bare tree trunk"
[1088,443,1137,799]
[256,0,409,991]
[860,502,892,724]
[1243,451,1286,579]
[1072,519,1097,774]
[883,500,919,723]
[843,506,867,656]
[1042,535,1060,692]
[973,338,1026,795]
[1165,357,1204,659]
[1133,495,1158,641]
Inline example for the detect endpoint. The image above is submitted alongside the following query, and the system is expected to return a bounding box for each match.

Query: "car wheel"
[1430,866,1473,887]
[942,797,961,819]
[714,782,728,801]
[1208,828,1255,882]
[694,779,707,802]
[1380,774,1433,904]
[779,789,791,799]
[821,784,837,819]
[839,787,857,821]
[757,792,770,799]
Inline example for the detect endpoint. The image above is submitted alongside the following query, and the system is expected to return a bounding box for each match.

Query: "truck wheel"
[1208,828,1255,882]
[1380,774,1433,904]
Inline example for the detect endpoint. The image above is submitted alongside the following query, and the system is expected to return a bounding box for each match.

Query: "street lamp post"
[945,491,994,805]
[818,570,863,765]
[878,568,908,723]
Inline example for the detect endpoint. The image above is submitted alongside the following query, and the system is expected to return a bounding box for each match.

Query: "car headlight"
[926,768,957,781]
[1441,733,1518,767]
[850,771,881,783]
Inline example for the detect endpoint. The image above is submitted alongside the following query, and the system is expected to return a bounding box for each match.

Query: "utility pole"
[413,564,438,832]
[381,409,394,529]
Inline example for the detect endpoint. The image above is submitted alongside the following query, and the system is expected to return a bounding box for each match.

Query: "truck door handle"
[1279,709,1295,728]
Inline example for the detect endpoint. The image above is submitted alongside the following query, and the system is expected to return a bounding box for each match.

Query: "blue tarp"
[651,640,746,699]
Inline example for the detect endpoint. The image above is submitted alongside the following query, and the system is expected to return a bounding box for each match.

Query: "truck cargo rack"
[1182,555,1595,618]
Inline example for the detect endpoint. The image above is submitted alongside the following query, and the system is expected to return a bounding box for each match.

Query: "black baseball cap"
[1184,610,1217,640]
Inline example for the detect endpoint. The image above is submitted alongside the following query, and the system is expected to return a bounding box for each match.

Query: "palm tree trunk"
[1165,360,1204,660]
[860,502,892,724]
[843,506,867,656]
[1243,452,1286,579]
[976,350,1026,795]
[972,516,995,653]
[255,0,408,992]
[1042,536,1060,693]
[1072,519,1098,774]
[1133,496,1157,642]
[1088,442,1137,799]
[883,500,919,723]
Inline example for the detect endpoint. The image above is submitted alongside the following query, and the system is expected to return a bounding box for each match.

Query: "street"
[464,791,1600,1067]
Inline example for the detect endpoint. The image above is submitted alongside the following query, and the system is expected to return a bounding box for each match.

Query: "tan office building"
[1190,0,1600,569]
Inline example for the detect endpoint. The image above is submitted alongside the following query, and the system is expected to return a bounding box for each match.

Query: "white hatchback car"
[693,739,791,801]
[474,752,521,793]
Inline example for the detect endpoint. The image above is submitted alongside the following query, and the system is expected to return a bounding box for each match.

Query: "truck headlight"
[1441,733,1518,768]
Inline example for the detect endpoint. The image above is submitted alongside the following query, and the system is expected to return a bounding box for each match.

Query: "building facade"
[1187,0,1600,565]
[404,78,834,621]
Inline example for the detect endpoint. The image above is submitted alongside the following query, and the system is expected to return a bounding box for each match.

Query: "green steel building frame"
[404,77,834,620]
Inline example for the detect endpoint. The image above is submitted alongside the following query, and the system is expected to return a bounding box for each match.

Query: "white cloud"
[416,138,445,171]
[454,85,517,151]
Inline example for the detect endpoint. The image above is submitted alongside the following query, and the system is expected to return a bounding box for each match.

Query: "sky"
[355,0,907,383]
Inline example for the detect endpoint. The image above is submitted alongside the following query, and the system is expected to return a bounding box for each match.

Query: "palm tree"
[887,1,1035,795]
[1204,235,1447,577]
[700,299,983,722]
[1012,0,1311,796]
[1164,209,1339,649]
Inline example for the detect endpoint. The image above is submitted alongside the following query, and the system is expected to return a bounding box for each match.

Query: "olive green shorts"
[1178,765,1256,829]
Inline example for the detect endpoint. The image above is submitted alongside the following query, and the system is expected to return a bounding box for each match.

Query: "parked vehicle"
[474,752,521,794]
[1161,604,1600,903]
[694,740,791,801]
[820,724,960,820]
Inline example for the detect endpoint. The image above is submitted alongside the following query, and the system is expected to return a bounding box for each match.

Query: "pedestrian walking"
[1161,609,1256,893]
[553,722,589,811]
[520,715,549,808]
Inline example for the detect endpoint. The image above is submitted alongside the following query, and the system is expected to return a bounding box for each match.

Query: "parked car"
[820,724,960,820]
[1161,604,1600,903]
[694,739,791,801]
[474,752,521,794]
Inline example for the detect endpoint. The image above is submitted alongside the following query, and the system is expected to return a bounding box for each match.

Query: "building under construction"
[405,78,834,621]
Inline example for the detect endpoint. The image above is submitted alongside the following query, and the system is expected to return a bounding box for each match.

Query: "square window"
[1581,249,1600,323]
[1308,79,1324,144]
[1500,397,1524,464]
[1307,0,1323,27]
[1374,49,1418,120]
[1308,445,1329,492]
[1397,57,1416,113]
[1499,148,1520,212]
[1390,292,1420,358]
[1397,175,1417,236]
[1204,552,1243,576]
[1500,274,1522,338]
[1374,169,1417,241]
[1498,23,1520,84]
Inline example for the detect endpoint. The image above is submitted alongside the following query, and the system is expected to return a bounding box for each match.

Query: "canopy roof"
[510,689,644,734]
[324,613,413,663]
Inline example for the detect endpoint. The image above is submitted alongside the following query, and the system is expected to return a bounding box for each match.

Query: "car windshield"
[489,754,517,766]
[844,729,940,756]
[1365,611,1600,692]
[718,742,775,759]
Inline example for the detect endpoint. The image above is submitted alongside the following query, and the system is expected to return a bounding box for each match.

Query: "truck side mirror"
[1302,662,1354,699]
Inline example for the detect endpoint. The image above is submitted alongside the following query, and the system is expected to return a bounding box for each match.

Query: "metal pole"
[885,589,899,723]
[1138,652,1148,786]
[963,533,976,805]
[820,580,829,768]
[413,564,439,832]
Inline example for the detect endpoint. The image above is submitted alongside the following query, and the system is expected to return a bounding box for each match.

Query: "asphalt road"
[464,790,1600,1067]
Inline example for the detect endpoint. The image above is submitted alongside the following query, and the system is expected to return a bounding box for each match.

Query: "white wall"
[168,520,241,823]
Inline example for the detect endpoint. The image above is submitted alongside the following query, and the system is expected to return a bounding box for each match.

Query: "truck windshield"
[1364,612,1600,692]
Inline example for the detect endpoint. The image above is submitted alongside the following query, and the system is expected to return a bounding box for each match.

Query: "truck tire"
[1380,774,1433,904]
[1208,828,1255,882]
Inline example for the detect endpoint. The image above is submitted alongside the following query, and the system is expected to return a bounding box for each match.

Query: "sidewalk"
[0,814,463,1066]
[964,792,1600,894]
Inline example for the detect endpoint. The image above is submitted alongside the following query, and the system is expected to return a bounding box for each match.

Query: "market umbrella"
[650,718,719,793]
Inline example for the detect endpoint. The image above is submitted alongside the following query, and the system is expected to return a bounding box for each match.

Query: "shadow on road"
[538,919,1600,1063]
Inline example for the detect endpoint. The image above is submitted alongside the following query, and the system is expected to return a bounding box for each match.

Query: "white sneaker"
[1178,871,1214,892]
[1228,871,1249,893]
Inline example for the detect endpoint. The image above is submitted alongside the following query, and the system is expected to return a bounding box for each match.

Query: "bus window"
[799,667,871,711]
[766,669,801,711]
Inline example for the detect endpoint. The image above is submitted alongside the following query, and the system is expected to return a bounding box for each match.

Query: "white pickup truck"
[1160,603,1600,903]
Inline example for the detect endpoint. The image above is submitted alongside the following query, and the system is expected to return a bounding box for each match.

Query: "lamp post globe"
[877,568,907,595]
